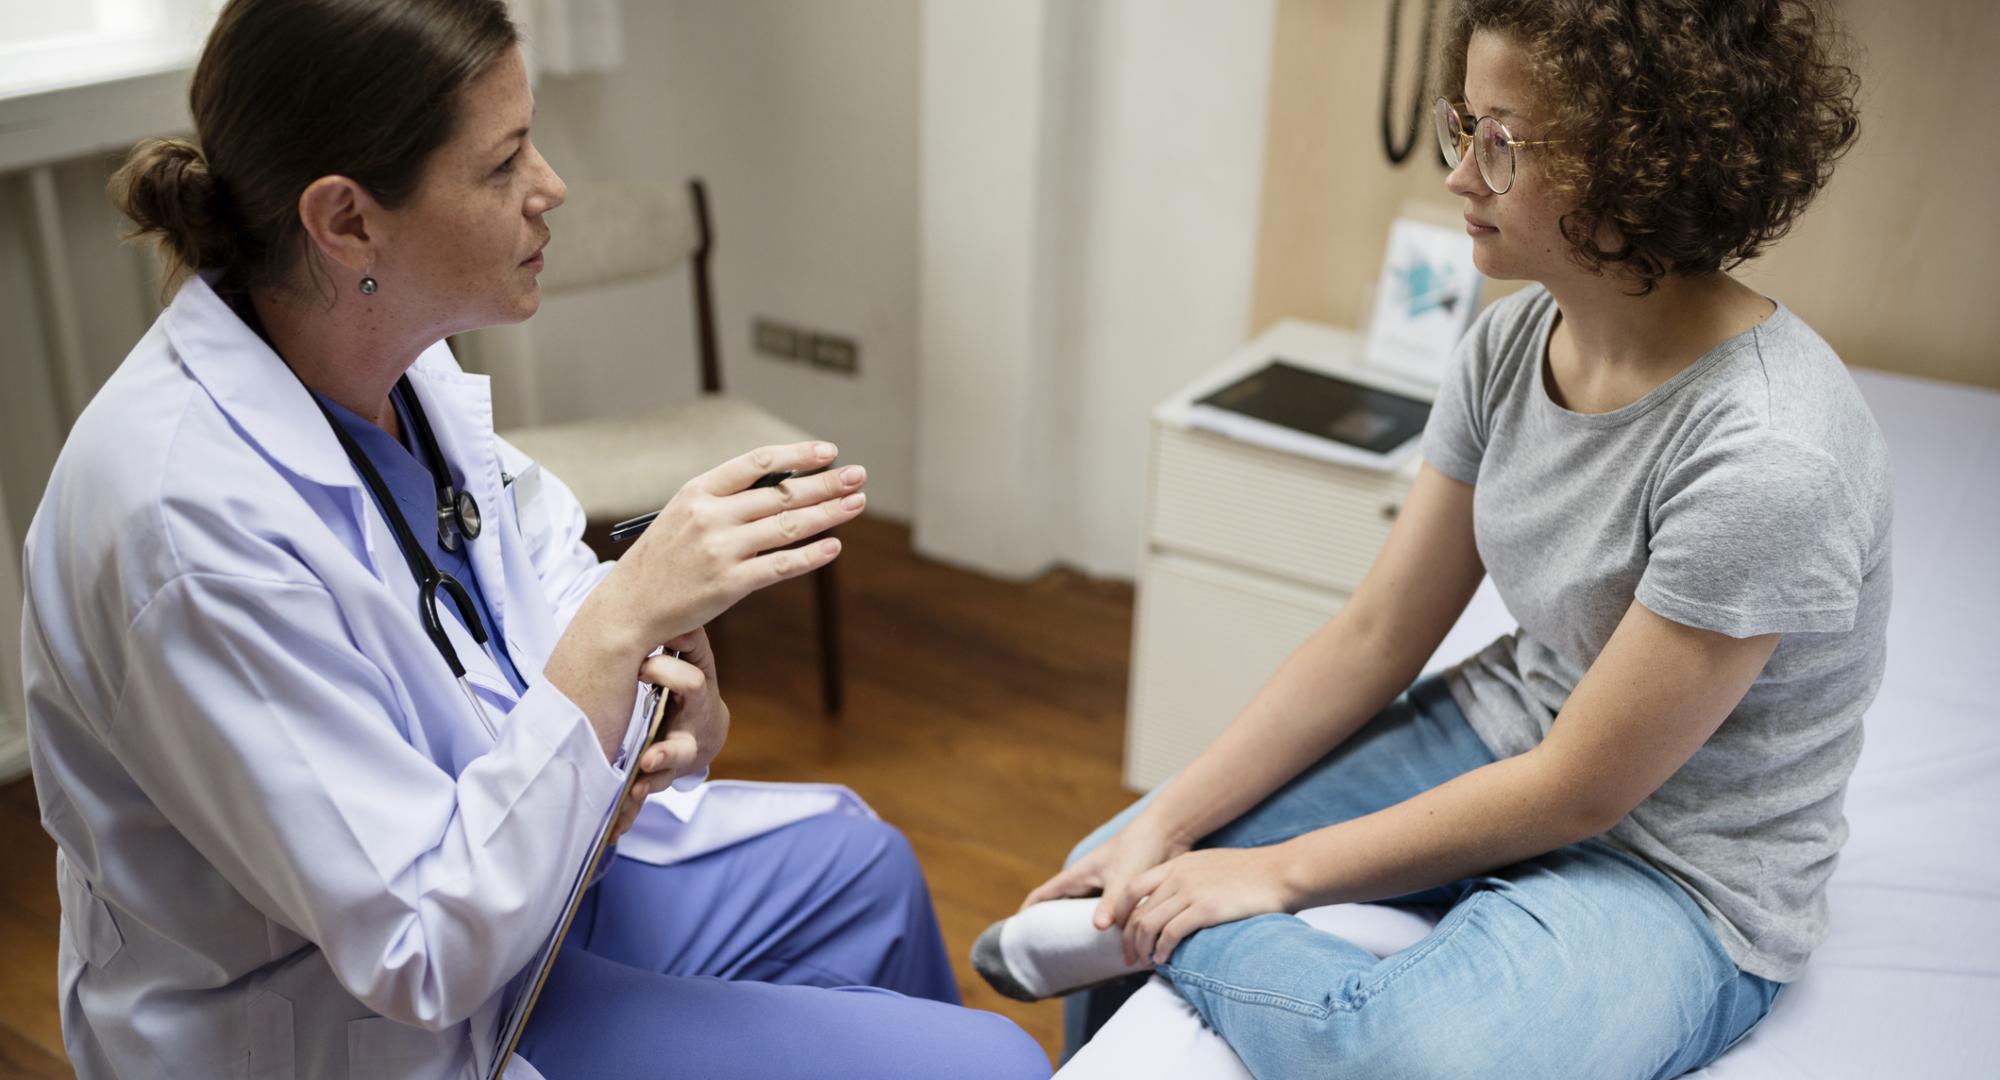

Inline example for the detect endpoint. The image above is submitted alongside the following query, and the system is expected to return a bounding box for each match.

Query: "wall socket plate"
[753,318,806,361]
[807,333,859,375]
[753,317,860,376]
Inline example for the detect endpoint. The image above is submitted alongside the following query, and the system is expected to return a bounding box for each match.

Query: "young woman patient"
[975,1,1879,1076]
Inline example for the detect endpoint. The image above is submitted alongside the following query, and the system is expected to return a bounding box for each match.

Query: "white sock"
[970,898,1154,1002]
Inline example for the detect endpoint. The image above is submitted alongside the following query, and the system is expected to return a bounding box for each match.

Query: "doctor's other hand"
[607,441,864,645]
[609,629,729,845]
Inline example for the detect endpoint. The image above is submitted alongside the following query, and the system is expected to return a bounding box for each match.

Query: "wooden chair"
[457,178,844,715]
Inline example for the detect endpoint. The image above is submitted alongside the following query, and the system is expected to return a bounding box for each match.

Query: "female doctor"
[20,1,1048,1078]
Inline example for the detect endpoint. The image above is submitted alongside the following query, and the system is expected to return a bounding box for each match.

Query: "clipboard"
[488,671,679,1078]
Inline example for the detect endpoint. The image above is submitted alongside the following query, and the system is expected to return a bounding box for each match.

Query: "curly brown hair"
[1440,0,1860,294]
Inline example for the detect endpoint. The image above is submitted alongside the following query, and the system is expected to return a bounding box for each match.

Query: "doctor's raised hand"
[598,454,865,839]
[549,442,863,768]
[602,441,863,644]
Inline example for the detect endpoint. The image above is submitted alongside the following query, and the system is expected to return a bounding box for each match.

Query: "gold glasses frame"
[1433,97,1566,195]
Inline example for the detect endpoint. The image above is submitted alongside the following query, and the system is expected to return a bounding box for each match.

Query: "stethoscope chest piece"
[395,375,481,553]
[438,487,482,552]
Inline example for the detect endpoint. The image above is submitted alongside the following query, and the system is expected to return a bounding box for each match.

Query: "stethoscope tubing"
[393,376,482,552]
[308,387,491,683]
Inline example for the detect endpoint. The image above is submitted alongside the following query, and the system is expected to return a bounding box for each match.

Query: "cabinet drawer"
[1150,423,1413,593]
[1125,551,1344,792]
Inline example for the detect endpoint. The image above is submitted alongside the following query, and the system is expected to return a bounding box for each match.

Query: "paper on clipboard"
[487,678,674,1079]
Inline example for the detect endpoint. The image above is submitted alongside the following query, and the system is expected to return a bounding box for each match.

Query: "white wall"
[519,0,923,518]
[1054,0,1275,577]
[911,0,1070,576]
[1,0,1278,592]
[522,0,1277,573]
[915,0,1276,580]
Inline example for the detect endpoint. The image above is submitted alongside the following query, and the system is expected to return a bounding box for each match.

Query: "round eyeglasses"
[1433,97,1565,195]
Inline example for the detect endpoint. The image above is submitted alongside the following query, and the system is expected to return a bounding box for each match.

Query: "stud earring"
[359,275,378,295]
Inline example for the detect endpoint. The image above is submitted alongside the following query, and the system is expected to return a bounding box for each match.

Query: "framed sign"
[1362,216,1482,386]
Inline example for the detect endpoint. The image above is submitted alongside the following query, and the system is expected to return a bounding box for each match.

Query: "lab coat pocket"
[505,461,551,552]
[346,1015,457,1077]
[55,864,124,968]
[248,991,294,1080]
[463,668,523,730]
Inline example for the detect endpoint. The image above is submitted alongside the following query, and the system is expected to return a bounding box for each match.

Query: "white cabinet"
[1123,320,1431,791]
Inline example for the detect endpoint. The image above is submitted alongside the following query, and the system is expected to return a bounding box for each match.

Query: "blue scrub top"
[316,391,530,696]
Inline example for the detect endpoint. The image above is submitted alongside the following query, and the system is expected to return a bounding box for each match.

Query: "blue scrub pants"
[1062,677,1782,1079]
[520,813,1050,1079]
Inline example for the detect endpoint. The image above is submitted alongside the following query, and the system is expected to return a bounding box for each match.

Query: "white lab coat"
[21,273,868,1080]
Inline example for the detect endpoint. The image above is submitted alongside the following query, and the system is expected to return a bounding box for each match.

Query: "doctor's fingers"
[731,536,843,593]
[638,729,700,781]
[733,489,866,557]
[693,441,839,499]
[662,628,718,675]
[726,464,867,523]
[611,785,646,840]
[638,651,706,698]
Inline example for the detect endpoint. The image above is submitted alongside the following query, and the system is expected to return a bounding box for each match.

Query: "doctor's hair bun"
[111,137,240,282]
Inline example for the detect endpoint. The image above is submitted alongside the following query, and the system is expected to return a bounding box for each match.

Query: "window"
[0,0,219,100]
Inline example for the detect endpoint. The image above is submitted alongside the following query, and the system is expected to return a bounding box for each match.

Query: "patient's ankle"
[971,898,1154,1003]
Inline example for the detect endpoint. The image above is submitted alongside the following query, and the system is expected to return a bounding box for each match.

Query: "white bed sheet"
[1059,370,2000,1079]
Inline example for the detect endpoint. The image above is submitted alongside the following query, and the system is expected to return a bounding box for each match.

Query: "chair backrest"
[537,180,700,291]
[536,177,721,393]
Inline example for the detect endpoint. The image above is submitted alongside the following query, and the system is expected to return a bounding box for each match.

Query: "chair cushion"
[503,396,817,521]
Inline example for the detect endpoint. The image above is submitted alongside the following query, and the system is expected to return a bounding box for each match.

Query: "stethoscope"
[308,376,503,699]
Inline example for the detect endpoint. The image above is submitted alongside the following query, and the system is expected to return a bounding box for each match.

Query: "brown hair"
[1440,0,1860,294]
[111,0,518,296]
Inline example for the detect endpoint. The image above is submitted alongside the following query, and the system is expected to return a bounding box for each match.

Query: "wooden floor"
[0,515,1138,1073]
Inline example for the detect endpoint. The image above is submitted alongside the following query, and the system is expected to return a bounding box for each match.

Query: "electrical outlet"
[753,318,805,361]
[807,333,860,375]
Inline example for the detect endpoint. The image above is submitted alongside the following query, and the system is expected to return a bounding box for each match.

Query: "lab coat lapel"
[162,273,383,578]
[404,352,560,673]
[163,272,367,496]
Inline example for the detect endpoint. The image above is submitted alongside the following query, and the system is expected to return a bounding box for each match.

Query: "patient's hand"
[608,628,730,844]
[1117,847,1293,966]
[1022,819,1189,935]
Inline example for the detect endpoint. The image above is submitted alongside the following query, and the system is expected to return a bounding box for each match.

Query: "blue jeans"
[520,813,1049,1079]
[1063,677,1780,1079]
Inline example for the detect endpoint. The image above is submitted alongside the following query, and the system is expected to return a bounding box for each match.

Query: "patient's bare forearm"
[1273,750,1599,909]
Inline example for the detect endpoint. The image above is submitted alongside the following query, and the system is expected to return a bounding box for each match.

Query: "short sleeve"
[1421,300,1505,485]
[1637,433,1867,637]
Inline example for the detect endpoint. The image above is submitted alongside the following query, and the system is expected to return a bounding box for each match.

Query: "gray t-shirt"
[1422,284,1892,982]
